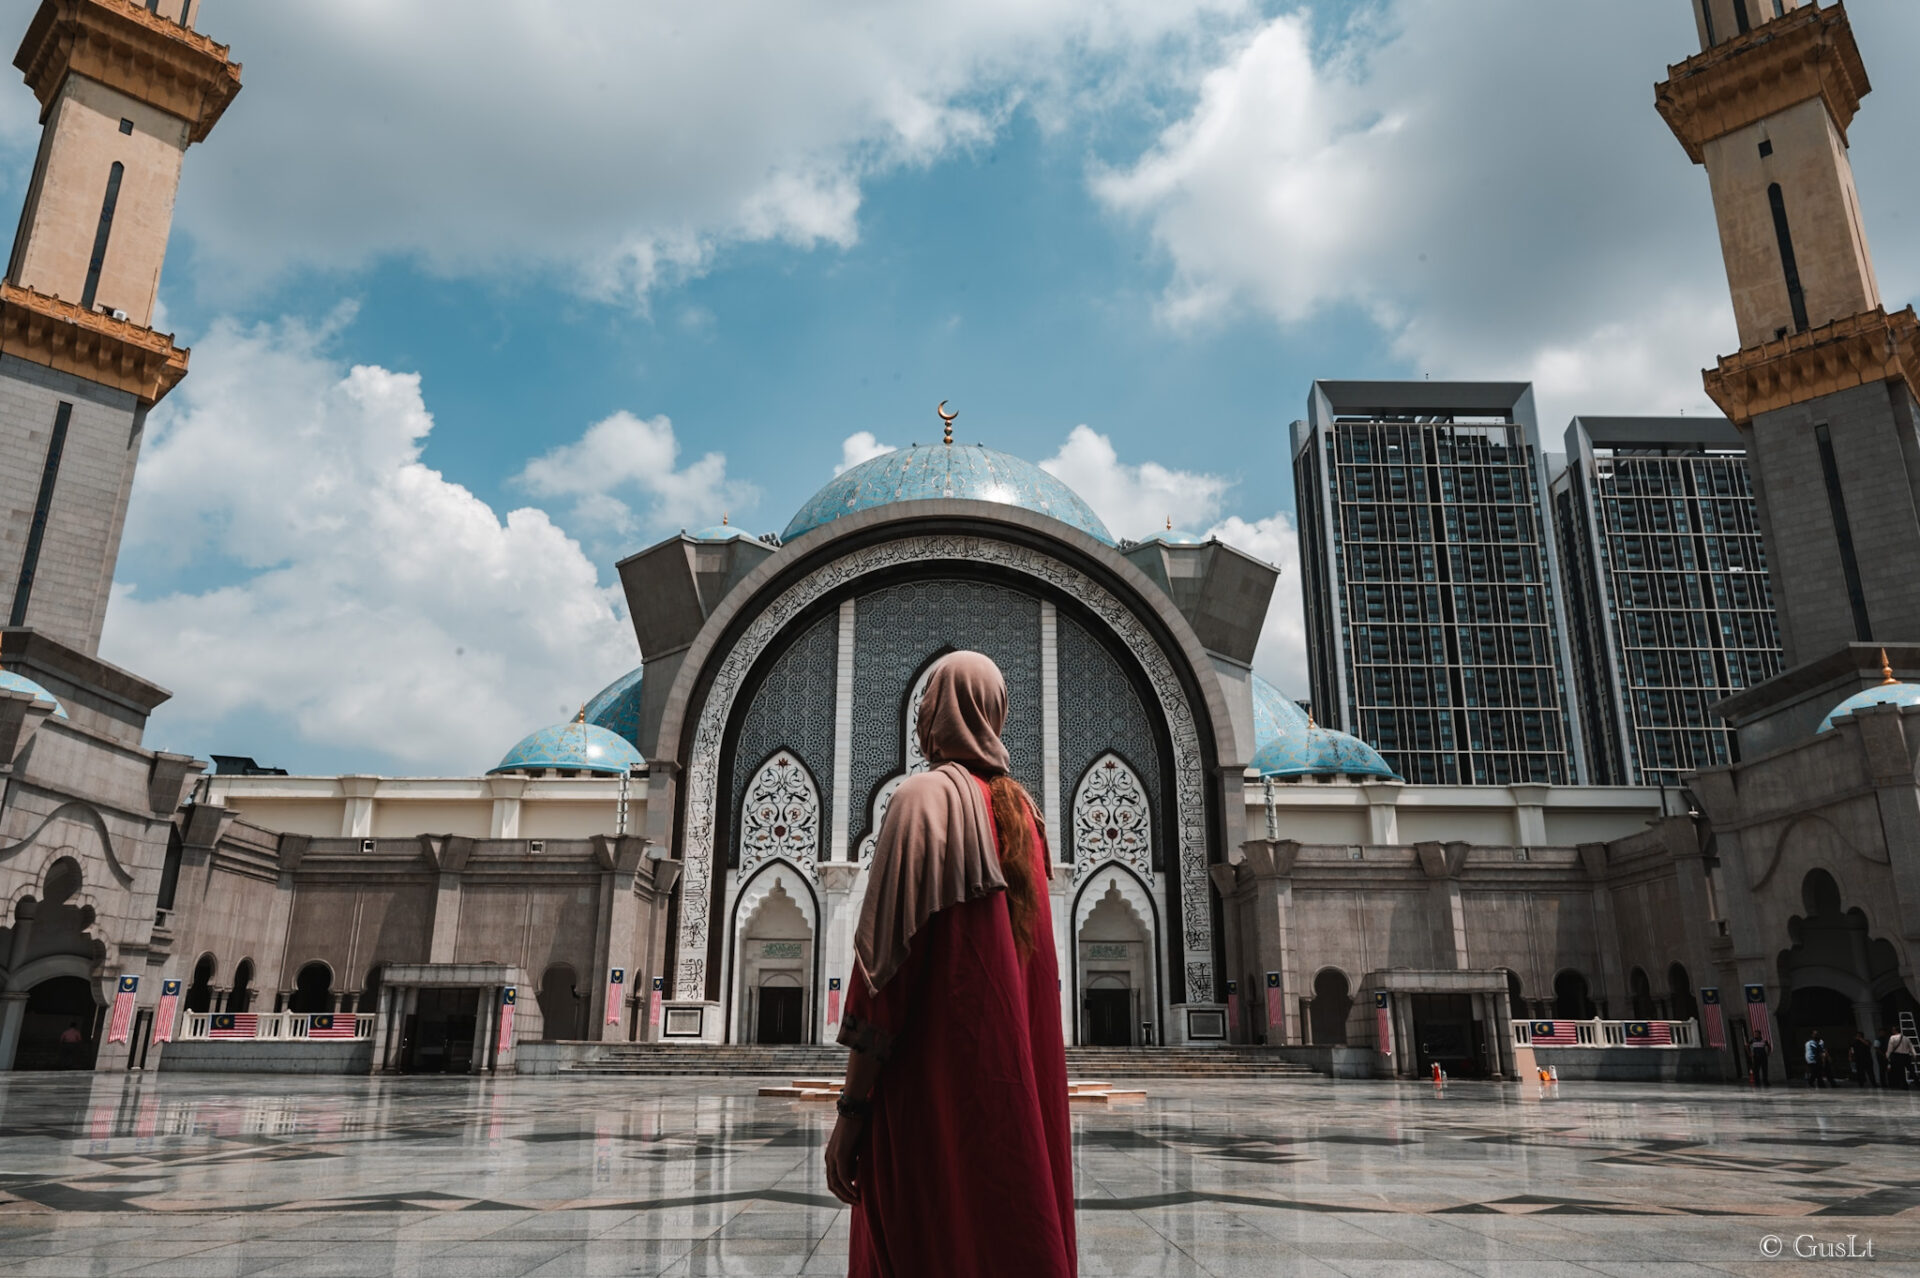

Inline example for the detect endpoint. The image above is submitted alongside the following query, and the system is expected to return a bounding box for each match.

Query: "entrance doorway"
[15,976,99,1070]
[1086,987,1132,1046]
[1411,993,1486,1078]
[403,987,480,1074]
[756,985,805,1044]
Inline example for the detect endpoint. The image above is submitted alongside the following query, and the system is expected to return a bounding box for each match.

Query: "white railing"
[178,1011,377,1041]
[1512,1018,1699,1049]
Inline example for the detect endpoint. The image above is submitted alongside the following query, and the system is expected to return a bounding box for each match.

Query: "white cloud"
[102,315,637,773]
[1095,1,1920,428]
[835,431,898,475]
[515,411,754,541]
[129,0,1249,303]
[1039,424,1230,540]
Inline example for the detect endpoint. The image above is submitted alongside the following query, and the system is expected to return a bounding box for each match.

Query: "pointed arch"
[728,861,819,1045]
[1070,752,1153,886]
[737,750,821,884]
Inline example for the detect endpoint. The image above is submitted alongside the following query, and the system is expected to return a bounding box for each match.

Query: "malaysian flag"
[649,976,663,1029]
[1264,971,1285,1042]
[1700,987,1725,1048]
[108,975,138,1043]
[606,967,624,1025]
[1745,984,1771,1045]
[307,1013,357,1039]
[496,987,516,1056]
[152,979,181,1045]
[208,1013,259,1039]
[1224,979,1239,1041]
[1624,1021,1673,1046]
[1529,1020,1579,1045]
[1375,990,1393,1056]
[827,976,842,1027]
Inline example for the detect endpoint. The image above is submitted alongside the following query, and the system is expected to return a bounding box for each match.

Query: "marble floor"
[0,1072,1915,1276]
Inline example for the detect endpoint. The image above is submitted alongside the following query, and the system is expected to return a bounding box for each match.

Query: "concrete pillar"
[473,986,494,1074]
[373,985,398,1072]
[0,990,28,1070]
[1391,992,1416,1078]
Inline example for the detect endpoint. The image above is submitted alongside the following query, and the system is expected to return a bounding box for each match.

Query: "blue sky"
[6,0,1917,776]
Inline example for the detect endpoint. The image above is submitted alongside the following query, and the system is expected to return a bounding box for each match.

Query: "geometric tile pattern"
[728,613,838,869]
[1057,613,1160,866]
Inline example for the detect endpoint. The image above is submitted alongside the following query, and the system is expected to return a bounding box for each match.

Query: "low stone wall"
[159,1040,375,1075]
[1269,1046,1380,1078]
[1531,1046,1726,1083]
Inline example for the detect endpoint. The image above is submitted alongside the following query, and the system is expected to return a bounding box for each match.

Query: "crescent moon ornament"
[937,400,957,445]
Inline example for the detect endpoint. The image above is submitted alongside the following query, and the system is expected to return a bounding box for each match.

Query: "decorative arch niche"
[1071,753,1152,887]
[737,752,822,884]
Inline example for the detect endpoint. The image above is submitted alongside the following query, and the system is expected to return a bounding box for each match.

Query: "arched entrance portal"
[732,867,815,1044]
[1777,870,1918,1081]
[1074,869,1157,1047]
[16,976,99,1070]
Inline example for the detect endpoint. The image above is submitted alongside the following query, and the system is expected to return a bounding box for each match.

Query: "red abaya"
[841,776,1076,1278]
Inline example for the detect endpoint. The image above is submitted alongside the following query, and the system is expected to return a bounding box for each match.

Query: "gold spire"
[721,511,728,526]
[1166,516,1173,531]
[1881,648,1898,685]
[937,400,956,446]
[1307,711,1316,729]
[576,703,587,725]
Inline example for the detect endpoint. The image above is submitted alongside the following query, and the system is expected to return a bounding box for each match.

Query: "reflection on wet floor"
[0,1072,1916,1275]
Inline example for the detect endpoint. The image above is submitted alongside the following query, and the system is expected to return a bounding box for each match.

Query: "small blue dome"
[782,443,1113,545]
[1818,681,1920,732]
[688,523,754,541]
[491,719,644,775]
[0,669,67,719]
[584,666,644,749]
[1140,527,1207,546]
[1248,674,1396,780]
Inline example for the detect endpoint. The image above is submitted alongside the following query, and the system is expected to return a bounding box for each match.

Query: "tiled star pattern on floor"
[0,1072,1915,1275]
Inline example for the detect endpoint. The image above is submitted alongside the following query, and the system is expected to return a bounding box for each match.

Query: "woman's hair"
[986,774,1044,959]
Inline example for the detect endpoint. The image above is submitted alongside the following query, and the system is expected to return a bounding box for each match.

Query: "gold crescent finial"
[1881,648,1897,685]
[1166,515,1173,531]
[721,511,728,526]
[1307,710,1316,729]
[577,703,588,724]
[937,400,956,446]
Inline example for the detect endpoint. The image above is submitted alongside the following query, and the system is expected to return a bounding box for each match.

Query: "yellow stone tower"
[1659,1,1920,697]
[0,0,239,654]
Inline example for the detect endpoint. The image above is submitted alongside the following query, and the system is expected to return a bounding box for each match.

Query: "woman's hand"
[826,1112,864,1205]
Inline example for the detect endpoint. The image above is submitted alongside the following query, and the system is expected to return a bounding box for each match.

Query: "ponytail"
[986,774,1044,959]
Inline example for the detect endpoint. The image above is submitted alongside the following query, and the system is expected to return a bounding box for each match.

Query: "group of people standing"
[1748,1026,1918,1088]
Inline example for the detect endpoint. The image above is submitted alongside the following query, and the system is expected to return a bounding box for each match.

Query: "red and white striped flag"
[151,979,180,1045]
[1225,980,1240,1042]
[649,976,663,1028]
[1264,971,1284,1042]
[1700,987,1724,1048]
[1624,1021,1673,1046]
[107,975,138,1044]
[1745,984,1770,1044]
[496,987,516,1055]
[307,1013,357,1039]
[606,968,625,1025]
[1374,991,1392,1056]
[827,977,842,1027]
[1529,1020,1580,1045]
[208,1013,259,1038]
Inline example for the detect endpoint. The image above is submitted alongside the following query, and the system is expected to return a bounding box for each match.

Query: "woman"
[825,650,1076,1277]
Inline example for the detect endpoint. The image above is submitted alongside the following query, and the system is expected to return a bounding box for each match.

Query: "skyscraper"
[1551,417,1781,786]
[0,0,238,654]
[1292,381,1583,786]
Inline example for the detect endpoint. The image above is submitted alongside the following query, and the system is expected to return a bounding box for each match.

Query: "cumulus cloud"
[1096,2,1920,429]
[835,431,898,475]
[1039,424,1231,540]
[516,411,755,541]
[112,0,1249,303]
[102,315,637,773]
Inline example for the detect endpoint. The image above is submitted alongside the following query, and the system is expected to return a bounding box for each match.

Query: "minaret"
[0,0,239,655]
[1657,0,1920,672]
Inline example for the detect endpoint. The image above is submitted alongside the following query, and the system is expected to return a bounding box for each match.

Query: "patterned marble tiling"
[0,1073,1914,1275]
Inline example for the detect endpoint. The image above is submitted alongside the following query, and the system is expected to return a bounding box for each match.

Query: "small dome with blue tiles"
[491,717,644,775]
[782,441,1113,545]
[687,518,754,542]
[1248,674,1396,780]
[1818,650,1920,732]
[584,666,644,749]
[0,668,67,719]
[1139,520,1208,546]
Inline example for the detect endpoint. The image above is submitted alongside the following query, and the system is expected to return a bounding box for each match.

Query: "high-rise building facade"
[1292,381,1583,786]
[0,0,237,654]
[1552,417,1781,786]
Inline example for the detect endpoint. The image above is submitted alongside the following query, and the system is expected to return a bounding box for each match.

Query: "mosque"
[3,0,1918,1082]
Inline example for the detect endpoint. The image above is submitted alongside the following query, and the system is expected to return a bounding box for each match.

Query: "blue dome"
[0,669,67,719]
[688,523,754,542]
[782,443,1113,545]
[491,719,644,775]
[584,666,644,749]
[1247,674,1396,780]
[1818,681,1920,732]
[1140,526,1208,546]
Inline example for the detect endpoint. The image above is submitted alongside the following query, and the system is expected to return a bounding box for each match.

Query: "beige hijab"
[854,651,1012,991]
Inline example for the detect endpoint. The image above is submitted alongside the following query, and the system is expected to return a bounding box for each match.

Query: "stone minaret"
[0,0,238,655]
[1658,1,1920,675]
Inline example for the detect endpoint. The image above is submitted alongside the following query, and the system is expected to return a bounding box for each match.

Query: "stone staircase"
[561,1043,1320,1079]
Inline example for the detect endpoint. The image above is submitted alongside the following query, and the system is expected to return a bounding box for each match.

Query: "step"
[564,1044,1325,1078]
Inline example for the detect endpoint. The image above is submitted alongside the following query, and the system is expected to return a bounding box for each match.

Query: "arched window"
[1667,963,1697,1021]
[1553,970,1595,1020]
[1629,967,1655,1020]
[288,962,334,1013]
[1505,970,1525,1020]
[229,959,255,1014]
[362,964,384,1016]
[184,953,217,1014]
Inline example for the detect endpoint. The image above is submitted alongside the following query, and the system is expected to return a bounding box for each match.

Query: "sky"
[7,0,1919,776]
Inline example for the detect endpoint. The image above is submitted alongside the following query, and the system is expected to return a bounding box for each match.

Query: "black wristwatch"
[836,1094,872,1120]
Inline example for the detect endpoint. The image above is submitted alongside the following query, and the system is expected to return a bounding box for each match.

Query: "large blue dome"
[584,666,645,749]
[1248,674,1396,780]
[782,443,1114,545]
[491,719,644,775]
[1818,682,1920,732]
[0,668,67,719]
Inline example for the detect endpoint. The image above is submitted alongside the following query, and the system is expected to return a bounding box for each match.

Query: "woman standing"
[825,650,1076,1277]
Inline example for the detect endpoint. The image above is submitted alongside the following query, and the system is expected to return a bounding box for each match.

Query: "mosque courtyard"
[0,1073,1913,1276]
